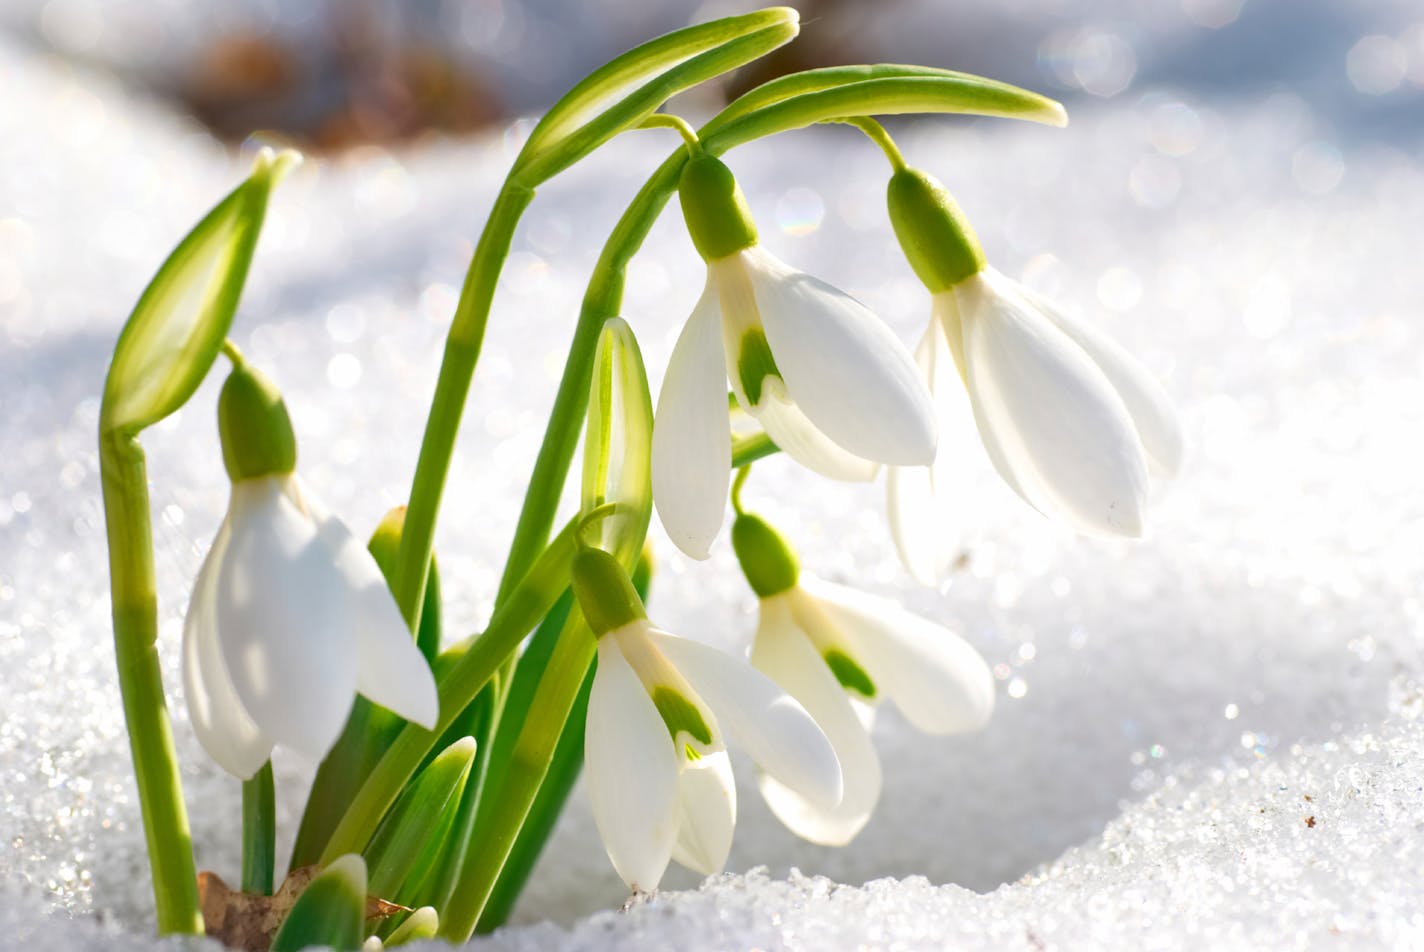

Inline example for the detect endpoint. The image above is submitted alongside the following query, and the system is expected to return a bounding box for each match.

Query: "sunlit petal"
[954,269,1148,537]
[214,477,358,761]
[746,247,936,466]
[652,630,842,810]
[751,595,881,846]
[585,639,679,892]
[799,578,994,735]
[653,277,732,559]
[670,749,736,876]
[751,377,880,482]
[181,517,273,779]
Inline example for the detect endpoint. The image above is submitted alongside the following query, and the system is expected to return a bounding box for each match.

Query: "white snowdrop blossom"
[885,166,1182,582]
[733,513,994,844]
[653,152,936,560]
[183,363,437,779]
[573,547,842,892]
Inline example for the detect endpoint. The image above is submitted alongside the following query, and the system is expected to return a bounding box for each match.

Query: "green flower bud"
[887,167,985,293]
[731,513,800,598]
[218,361,297,482]
[571,547,648,637]
[679,152,758,261]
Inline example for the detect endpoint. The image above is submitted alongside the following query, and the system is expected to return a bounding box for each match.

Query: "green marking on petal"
[824,649,876,699]
[652,686,713,746]
[684,744,702,762]
[737,329,780,406]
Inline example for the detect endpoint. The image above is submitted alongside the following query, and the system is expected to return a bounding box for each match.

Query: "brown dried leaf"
[198,866,409,952]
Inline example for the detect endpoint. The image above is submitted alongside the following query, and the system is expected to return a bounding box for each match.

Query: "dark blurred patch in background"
[1,0,1420,152]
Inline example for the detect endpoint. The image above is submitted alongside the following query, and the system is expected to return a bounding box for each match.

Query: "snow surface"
[5,13,1424,951]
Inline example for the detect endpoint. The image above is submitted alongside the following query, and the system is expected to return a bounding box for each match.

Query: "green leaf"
[703,69,1067,155]
[100,147,299,435]
[269,854,367,952]
[581,317,653,566]
[364,737,477,899]
[514,8,797,184]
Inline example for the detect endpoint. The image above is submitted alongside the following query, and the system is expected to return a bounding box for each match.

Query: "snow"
[4,8,1424,949]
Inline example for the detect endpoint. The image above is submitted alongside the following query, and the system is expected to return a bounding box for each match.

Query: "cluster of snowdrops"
[97,8,1180,950]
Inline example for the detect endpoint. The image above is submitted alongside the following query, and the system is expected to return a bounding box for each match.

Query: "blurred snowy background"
[3,0,1424,949]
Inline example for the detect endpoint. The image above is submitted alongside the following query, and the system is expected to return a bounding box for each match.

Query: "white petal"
[955,269,1149,538]
[746,246,936,466]
[300,483,438,729]
[750,595,881,846]
[797,579,994,735]
[653,276,732,560]
[584,638,679,892]
[1018,284,1184,478]
[670,749,736,876]
[750,377,880,482]
[215,477,359,762]
[651,630,842,810]
[887,316,976,585]
[181,517,273,779]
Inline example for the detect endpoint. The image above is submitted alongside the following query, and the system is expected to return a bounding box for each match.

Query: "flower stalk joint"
[678,152,759,262]
[572,547,648,636]
[887,167,985,294]
[731,513,800,598]
[218,361,297,482]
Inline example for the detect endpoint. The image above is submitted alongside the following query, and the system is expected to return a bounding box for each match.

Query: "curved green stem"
[390,182,536,633]
[637,113,701,153]
[99,432,203,935]
[835,116,907,171]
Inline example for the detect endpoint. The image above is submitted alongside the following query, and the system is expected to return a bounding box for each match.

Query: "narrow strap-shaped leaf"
[513,9,797,184]
[581,317,653,566]
[364,737,477,899]
[269,855,367,952]
[704,72,1067,155]
[101,148,299,435]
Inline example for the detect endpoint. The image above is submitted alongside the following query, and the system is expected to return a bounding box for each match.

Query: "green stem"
[390,181,537,634]
[637,113,701,153]
[99,432,203,935]
[835,116,908,171]
[242,761,276,895]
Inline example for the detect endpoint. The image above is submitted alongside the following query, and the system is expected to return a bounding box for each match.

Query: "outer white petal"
[954,269,1149,538]
[584,638,679,892]
[182,517,274,779]
[651,630,842,810]
[215,477,359,762]
[887,315,976,585]
[749,378,880,482]
[1018,284,1184,478]
[797,578,994,736]
[745,247,936,467]
[652,276,732,560]
[750,595,881,846]
[299,481,438,729]
[670,749,736,876]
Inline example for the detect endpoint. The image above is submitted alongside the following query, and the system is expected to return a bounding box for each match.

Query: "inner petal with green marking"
[823,648,877,699]
[737,329,781,407]
[652,684,714,749]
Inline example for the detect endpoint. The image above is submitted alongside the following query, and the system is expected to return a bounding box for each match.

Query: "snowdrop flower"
[653,151,936,560]
[731,511,994,844]
[183,359,438,779]
[885,166,1182,581]
[571,546,842,891]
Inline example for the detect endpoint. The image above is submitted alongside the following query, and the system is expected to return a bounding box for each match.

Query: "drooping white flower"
[884,166,1182,582]
[573,547,842,891]
[653,152,936,560]
[183,362,437,779]
[732,512,993,844]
